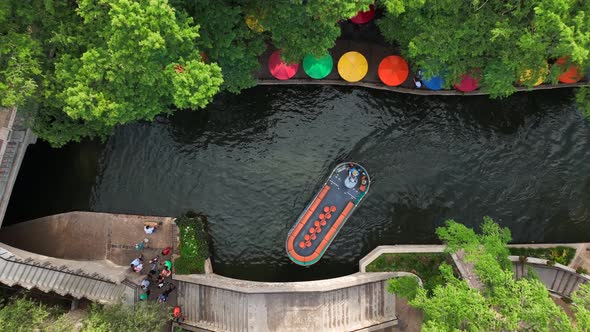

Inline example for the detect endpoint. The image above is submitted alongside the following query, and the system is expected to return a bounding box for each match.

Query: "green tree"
[0,297,52,332]
[388,217,590,331]
[18,0,223,147]
[377,0,590,98]
[50,0,222,126]
[174,0,266,93]
[0,1,42,107]
[81,302,171,332]
[256,0,374,62]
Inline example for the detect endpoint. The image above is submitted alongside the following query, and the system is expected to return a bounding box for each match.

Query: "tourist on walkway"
[161,246,172,256]
[157,267,172,287]
[148,256,160,279]
[130,255,143,273]
[140,278,150,290]
[157,284,176,303]
[144,225,156,234]
[414,69,423,88]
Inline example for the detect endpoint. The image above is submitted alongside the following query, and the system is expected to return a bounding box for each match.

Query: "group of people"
[129,221,176,303]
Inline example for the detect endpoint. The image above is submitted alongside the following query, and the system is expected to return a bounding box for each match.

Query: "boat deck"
[286,163,369,266]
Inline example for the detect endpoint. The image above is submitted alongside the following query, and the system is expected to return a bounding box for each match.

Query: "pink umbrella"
[454,74,479,92]
[268,50,299,80]
[350,4,375,24]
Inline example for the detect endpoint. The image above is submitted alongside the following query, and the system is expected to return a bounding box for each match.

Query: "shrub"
[174,212,209,275]
[577,267,589,275]
[387,276,420,301]
[508,247,575,265]
[81,302,171,331]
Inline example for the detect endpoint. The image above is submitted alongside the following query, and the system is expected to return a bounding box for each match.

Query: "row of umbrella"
[268,51,588,92]
[269,50,409,85]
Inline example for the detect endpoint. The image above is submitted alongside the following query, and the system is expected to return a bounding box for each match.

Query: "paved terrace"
[0,212,179,304]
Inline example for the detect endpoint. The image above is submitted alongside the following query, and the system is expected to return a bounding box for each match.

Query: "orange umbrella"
[323,206,330,213]
[378,56,409,86]
[330,206,336,212]
[298,241,305,249]
[556,57,583,83]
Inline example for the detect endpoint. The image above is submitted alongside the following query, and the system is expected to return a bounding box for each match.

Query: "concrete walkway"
[0,212,180,304]
[0,212,176,267]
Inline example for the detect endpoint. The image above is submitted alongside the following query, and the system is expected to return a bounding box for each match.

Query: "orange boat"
[286,162,370,266]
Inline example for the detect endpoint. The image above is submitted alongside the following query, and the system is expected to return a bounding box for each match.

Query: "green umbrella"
[303,54,333,79]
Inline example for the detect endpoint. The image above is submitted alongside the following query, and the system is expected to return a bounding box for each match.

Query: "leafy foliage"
[509,246,576,266]
[0,1,42,107]
[377,0,590,98]
[387,275,419,301]
[174,0,266,94]
[81,302,170,332]
[366,252,457,292]
[50,0,222,126]
[0,297,53,332]
[256,0,374,62]
[175,212,209,274]
[393,217,590,331]
[7,0,223,147]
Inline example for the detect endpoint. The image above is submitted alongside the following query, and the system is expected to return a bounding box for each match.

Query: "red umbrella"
[268,50,299,80]
[350,4,375,24]
[556,57,583,83]
[378,55,409,86]
[454,74,479,92]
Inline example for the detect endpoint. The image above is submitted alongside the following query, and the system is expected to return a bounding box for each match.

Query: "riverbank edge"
[258,79,589,96]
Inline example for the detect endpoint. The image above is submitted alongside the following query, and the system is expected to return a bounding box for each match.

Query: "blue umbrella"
[423,75,444,90]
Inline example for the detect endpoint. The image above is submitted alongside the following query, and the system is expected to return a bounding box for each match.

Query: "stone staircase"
[512,257,589,298]
[0,110,36,225]
[0,244,137,304]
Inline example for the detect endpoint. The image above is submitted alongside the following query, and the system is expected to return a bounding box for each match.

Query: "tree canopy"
[389,217,590,331]
[377,0,590,99]
[0,296,171,332]
[5,0,223,147]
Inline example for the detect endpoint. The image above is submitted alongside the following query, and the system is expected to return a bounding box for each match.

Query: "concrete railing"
[174,272,397,332]
[510,256,590,298]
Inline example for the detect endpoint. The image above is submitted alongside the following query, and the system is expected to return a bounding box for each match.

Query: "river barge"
[286,162,370,266]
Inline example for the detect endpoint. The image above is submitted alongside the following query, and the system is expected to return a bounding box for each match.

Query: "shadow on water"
[5,86,590,281]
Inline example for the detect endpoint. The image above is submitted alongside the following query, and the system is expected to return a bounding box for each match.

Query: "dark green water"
[6,86,590,281]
